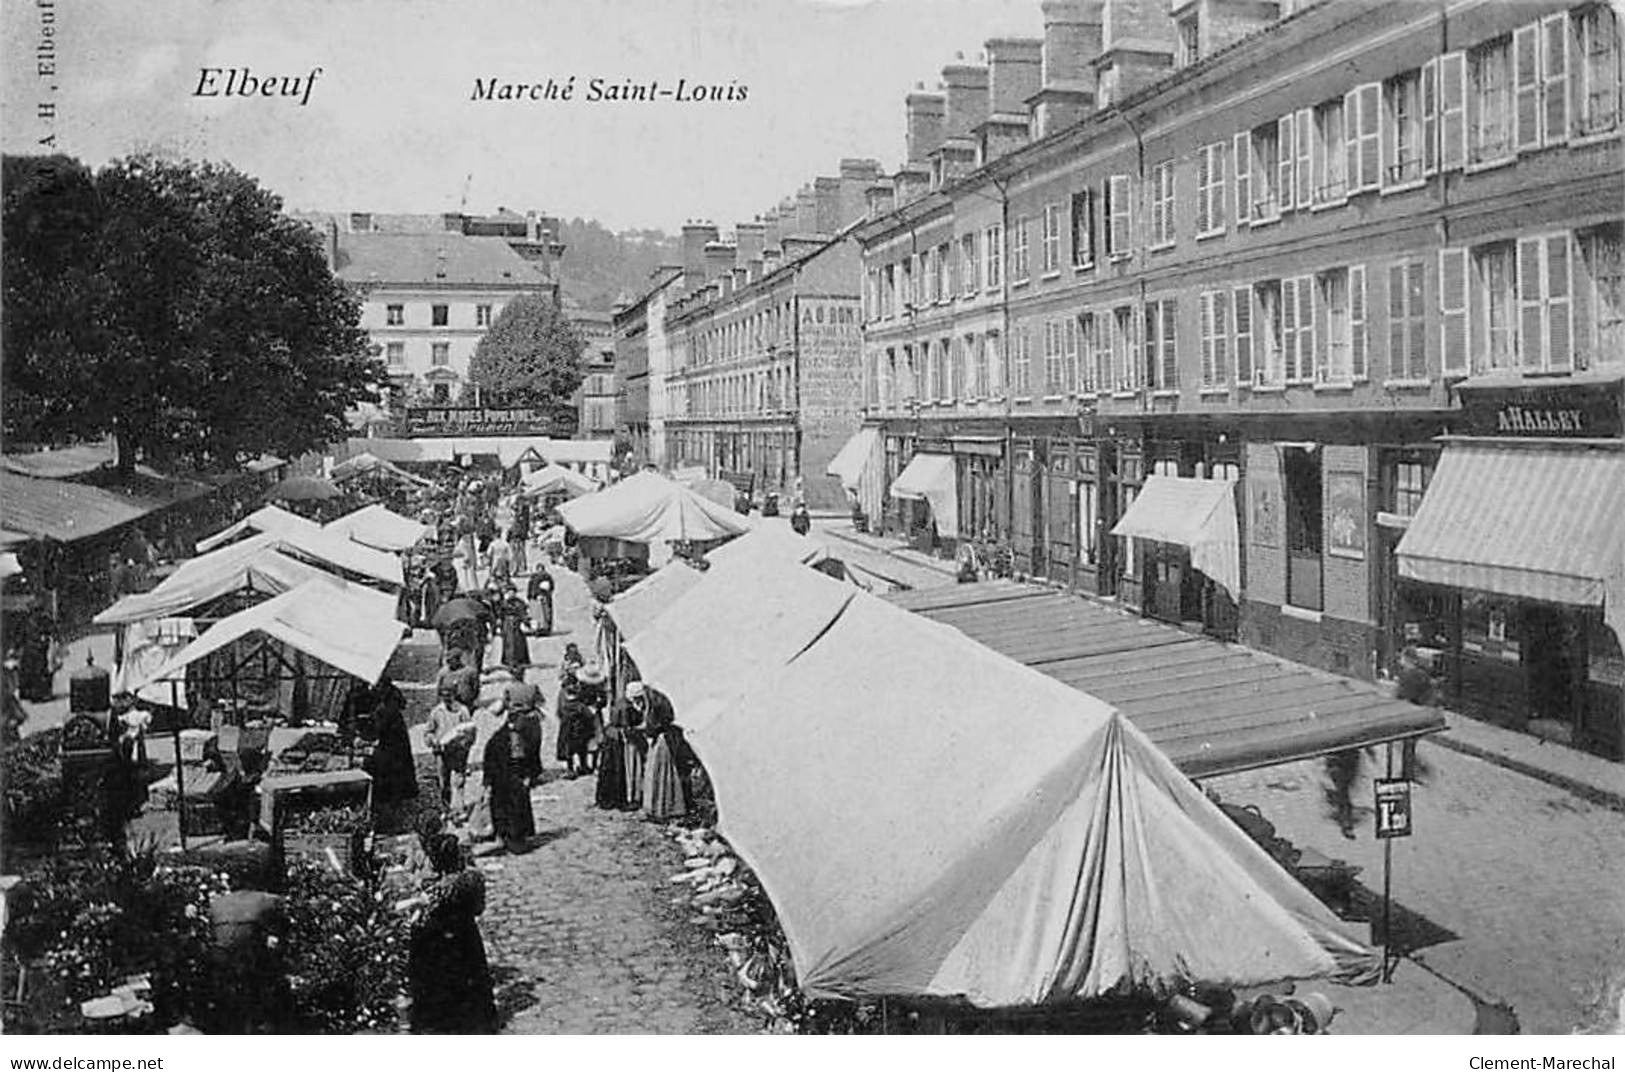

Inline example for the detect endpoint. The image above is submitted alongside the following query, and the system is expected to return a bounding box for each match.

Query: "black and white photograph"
[1,0,1623,1061]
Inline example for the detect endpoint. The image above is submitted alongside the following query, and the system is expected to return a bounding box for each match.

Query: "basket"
[281,829,366,877]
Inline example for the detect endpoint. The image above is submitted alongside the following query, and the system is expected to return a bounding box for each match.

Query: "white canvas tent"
[557,470,752,545]
[604,560,706,641]
[133,580,407,691]
[194,507,404,588]
[705,522,831,571]
[627,557,1378,1006]
[520,463,599,499]
[325,503,429,553]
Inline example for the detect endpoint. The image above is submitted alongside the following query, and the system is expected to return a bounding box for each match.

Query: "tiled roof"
[2,441,117,479]
[0,470,212,544]
[334,232,551,287]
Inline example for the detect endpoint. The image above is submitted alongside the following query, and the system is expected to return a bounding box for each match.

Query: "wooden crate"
[280,829,365,877]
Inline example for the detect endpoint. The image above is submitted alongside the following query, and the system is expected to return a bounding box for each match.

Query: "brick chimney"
[682,221,720,293]
[814,177,843,235]
[977,37,1043,162]
[704,240,736,286]
[1172,0,1281,64]
[1095,0,1174,107]
[942,62,991,139]
[1031,0,1101,137]
[905,89,947,164]
[793,186,819,236]
[866,176,896,217]
[838,158,882,227]
[735,221,766,267]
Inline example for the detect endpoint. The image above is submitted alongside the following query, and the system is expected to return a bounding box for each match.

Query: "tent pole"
[171,679,187,852]
[1382,741,1396,984]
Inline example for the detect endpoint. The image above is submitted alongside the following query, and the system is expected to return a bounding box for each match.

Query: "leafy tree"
[2,154,387,475]
[463,292,586,431]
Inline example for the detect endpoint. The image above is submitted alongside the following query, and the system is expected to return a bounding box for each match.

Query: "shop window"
[1578,224,1624,367]
[1462,593,1521,660]
[1076,480,1098,566]
[1152,459,1180,477]
[1392,459,1432,517]
[1210,461,1240,482]
[1283,446,1324,612]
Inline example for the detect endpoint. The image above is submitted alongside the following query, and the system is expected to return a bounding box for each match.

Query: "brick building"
[850,0,1624,756]
[614,267,684,467]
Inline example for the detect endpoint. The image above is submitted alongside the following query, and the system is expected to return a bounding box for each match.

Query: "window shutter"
[1518,238,1546,369]
[1407,263,1428,381]
[1422,60,1440,175]
[1440,248,1468,374]
[1277,115,1295,210]
[1233,287,1252,385]
[1215,143,1227,230]
[1234,132,1252,225]
[1440,52,1467,170]
[1282,279,1299,380]
[1343,88,1362,191]
[1162,299,1178,389]
[1214,289,1230,384]
[1200,293,1214,385]
[1388,263,1406,380]
[1542,14,1569,145]
[1196,149,1210,234]
[1102,180,1114,255]
[1358,83,1381,190]
[1296,109,1313,206]
[1547,233,1573,370]
[1299,276,1316,381]
[1515,22,1543,151]
[1351,265,1368,380]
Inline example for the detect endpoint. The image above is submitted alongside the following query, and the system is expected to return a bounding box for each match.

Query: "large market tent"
[520,463,599,499]
[1109,475,1241,600]
[604,560,705,641]
[627,556,1377,1005]
[194,507,403,588]
[330,452,433,489]
[133,580,407,693]
[324,503,429,553]
[705,523,832,571]
[557,470,752,544]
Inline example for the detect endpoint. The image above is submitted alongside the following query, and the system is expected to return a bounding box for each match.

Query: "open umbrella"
[267,475,341,502]
[431,596,493,629]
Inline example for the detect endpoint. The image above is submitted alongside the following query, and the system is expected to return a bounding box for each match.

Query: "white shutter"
[1277,115,1295,210]
[1296,109,1313,206]
[1388,263,1407,380]
[1282,278,1299,380]
[1358,83,1381,191]
[1234,132,1252,225]
[1196,148,1210,234]
[1542,14,1570,145]
[1546,233,1574,370]
[1518,238,1546,370]
[1298,275,1316,381]
[1343,87,1362,191]
[1440,248,1469,375]
[1233,286,1253,385]
[1423,59,1440,175]
[1351,264,1368,380]
[1200,292,1215,385]
[1515,22,1544,151]
[1440,52,1467,170]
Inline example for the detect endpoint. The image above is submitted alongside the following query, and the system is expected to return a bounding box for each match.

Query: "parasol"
[267,475,342,502]
[431,597,493,629]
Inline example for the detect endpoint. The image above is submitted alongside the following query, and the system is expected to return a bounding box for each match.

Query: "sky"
[3,0,1043,233]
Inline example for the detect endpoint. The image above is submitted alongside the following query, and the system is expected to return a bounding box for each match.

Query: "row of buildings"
[611,0,1624,761]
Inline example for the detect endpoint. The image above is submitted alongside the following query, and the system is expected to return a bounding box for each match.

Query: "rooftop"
[333,232,552,287]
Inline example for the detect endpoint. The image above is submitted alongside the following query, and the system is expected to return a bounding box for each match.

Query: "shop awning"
[1396,442,1625,607]
[826,428,881,492]
[1110,475,1240,600]
[887,581,1445,779]
[888,452,958,539]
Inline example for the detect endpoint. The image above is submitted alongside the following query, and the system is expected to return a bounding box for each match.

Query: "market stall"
[519,463,599,500]
[194,509,404,589]
[324,503,429,554]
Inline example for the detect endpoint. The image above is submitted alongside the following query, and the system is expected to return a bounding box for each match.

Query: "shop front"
[889,451,957,555]
[1110,473,1243,641]
[1395,375,1625,759]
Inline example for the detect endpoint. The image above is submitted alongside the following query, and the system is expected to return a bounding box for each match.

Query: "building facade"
[855,0,1624,755]
[614,267,684,467]
[571,307,619,439]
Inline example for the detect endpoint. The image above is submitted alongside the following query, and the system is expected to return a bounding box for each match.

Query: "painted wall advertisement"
[1327,471,1366,560]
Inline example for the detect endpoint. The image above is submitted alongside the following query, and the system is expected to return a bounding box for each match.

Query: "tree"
[2,154,387,475]
[462,293,585,430]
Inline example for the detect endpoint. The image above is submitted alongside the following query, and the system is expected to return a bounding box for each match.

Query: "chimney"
[979,38,1044,162]
[781,236,823,262]
[794,186,819,236]
[763,246,784,274]
[941,61,991,139]
[866,176,896,218]
[704,240,736,285]
[731,266,749,292]
[839,158,882,226]
[324,220,340,270]
[682,221,720,293]
[1178,0,1282,62]
[905,89,947,163]
[1032,0,1101,136]
[761,208,783,253]
[735,221,766,266]
[814,176,842,235]
[1095,0,1174,107]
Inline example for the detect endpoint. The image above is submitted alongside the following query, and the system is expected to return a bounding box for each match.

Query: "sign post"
[1374,755,1414,983]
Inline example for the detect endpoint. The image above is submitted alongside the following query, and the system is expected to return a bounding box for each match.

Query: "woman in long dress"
[642,686,687,822]
[498,586,529,671]
[482,702,537,853]
[408,834,499,1033]
[622,681,649,810]
[594,694,631,810]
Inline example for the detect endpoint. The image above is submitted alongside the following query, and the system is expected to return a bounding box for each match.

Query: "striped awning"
[1395,442,1625,606]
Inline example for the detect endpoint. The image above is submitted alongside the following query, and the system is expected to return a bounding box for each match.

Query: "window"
[1313,97,1349,204]
[1070,190,1096,267]
[431,304,449,327]
[1144,298,1177,390]
[1394,460,1432,518]
[1042,203,1063,273]
[1388,261,1428,382]
[1469,37,1514,163]
[1148,160,1175,247]
[476,304,493,328]
[1255,281,1285,385]
[1384,70,1424,186]
[386,342,404,366]
[1439,52,1468,169]
[1105,176,1132,258]
[1578,224,1624,367]
[1233,287,1253,385]
[1111,306,1139,391]
[1064,316,1079,393]
[1177,14,1200,69]
[961,233,979,296]
[1341,83,1381,192]
[1282,276,1315,383]
[432,383,450,403]
[1195,143,1226,236]
[1044,320,1065,395]
[432,342,450,366]
[1295,108,1313,207]
[921,341,937,402]
[1080,312,1102,395]
[1233,132,1252,227]
[984,224,1004,289]
[936,244,951,300]
[1283,446,1324,612]
[1316,267,1359,384]
[1474,242,1518,370]
[1013,328,1032,398]
[386,304,404,326]
[1440,247,1469,375]
[902,257,915,309]
[1249,122,1281,221]
[951,336,966,400]
[1200,290,1230,388]
[1011,217,1030,281]
[1516,233,1574,372]
[1575,5,1622,136]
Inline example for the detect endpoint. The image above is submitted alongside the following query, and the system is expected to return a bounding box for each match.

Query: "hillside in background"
[558,218,680,313]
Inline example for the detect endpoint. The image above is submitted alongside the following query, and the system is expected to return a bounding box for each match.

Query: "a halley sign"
[406,407,557,437]
[1459,380,1623,438]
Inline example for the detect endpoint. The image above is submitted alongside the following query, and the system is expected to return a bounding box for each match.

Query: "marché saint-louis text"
[470,76,748,103]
